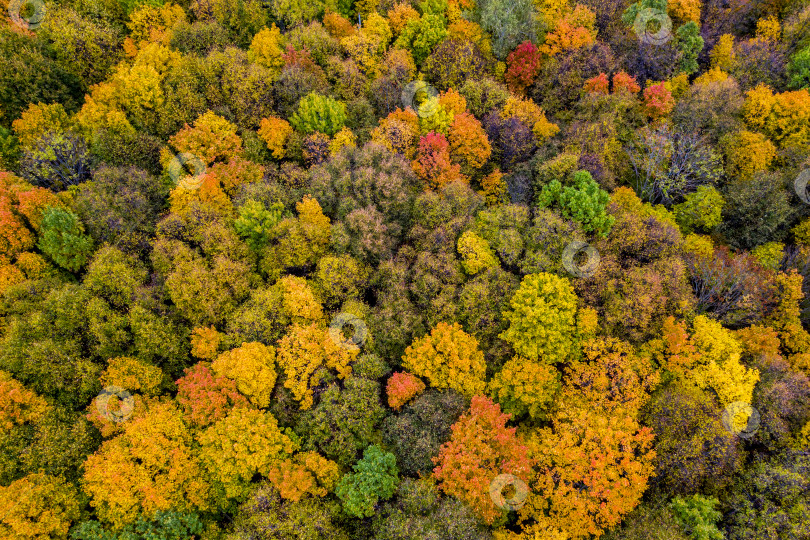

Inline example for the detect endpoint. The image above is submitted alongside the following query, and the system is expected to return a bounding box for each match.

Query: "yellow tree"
[82,401,211,529]
[197,408,298,505]
[276,323,358,410]
[211,342,278,409]
[401,322,487,397]
[0,473,81,540]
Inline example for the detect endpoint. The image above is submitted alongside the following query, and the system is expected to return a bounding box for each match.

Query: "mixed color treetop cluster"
[0,0,810,537]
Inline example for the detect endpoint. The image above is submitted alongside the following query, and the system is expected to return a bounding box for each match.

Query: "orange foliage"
[190,326,222,360]
[386,371,426,410]
[433,395,533,525]
[448,112,491,169]
[612,71,641,94]
[0,370,49,431]
[642,83,675,118]
[412,132,466,190]
[175,363,253,427]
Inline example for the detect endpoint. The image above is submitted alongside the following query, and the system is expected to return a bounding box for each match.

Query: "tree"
[175,363,253,427]
[412,132,465,190]
[505,41,542,94]
[447,112,491,172]
[456,230,499,275]
[401,322,487,398]
[226,275,324,346]
[265,451,339,502]
[433,395,533,525]
[386,372,426,410]
[499,273,579,364]
[535,170,614,237]
[233,199,285,251]
[488,356,560,420]
[0,473,81,540]
[382,389,467,477]
[227,483,349,540]
[371,477,493,540]
[37,207,94,272]
[473,0,537,59]
[276,323,358,410]
[211,342,278,409]
[69,511,203,540]
[394,14,448,66]
[521,404,656,538]
[197,408,298,506]
[336,444,400,518]
[643,382,741,495]
[289,92,347,136]
[81,401,211,529]
[294,377,386,467]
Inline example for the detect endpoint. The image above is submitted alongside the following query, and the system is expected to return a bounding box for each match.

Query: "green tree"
[289,93,347,136]
[536,171,615,237]
[675,22,704,76]
[788,46,810,90]
[394,14,449,66]
[669,495,724,540]
[233,199,285,251]
[336,444,399,518]
[472,0,537,60]
[37,207,94,272]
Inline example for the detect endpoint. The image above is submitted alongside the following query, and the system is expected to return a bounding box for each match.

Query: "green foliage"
[289,92,347,136]
[472,0,537,59]
[295,378,386,468]
[336,444,399,518]
[234,199,285,251]
[394,14,448,66]
[536,170,615,237]
[788,45,810,90]
[69,512,203,540]
[37,207,94,272]
[675,22,704,75]
[672,185,724,234]
[669,495,723,540]
[622,0,668,27]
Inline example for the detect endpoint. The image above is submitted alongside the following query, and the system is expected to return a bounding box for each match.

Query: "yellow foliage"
[11,103,72,147]
[721,130,776,179]
[694,67,729,85]
[457,230,499,274]
[662,315,760,408]
[248,24,286,76]
[212,342,277,409]
[710,34,735,70]
[683,233,714,259]
[538,5,597,57]
[0,473,81,540]
[258,116,294,159]
[197,408,298,502]
[502,96,560,143]
[756,15,781,41]
[329,126,357,155]
[387,3,420,35]
[277,323,358,410]
[448,19,493,57]
[0,370,49,431]
[126,3,186,52]
[669,0,701,23]
[489,356,559,419]
[100,357,163,396]
[742,85,810,150]
[82,401,211,528]
[479,169,510,206]
[767,271,810,355]
[401,322,487,397]
[169,110,242,165]
[191,326,222,360]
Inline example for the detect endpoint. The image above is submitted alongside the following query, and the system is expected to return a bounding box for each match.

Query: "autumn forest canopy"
[0,0,810,537]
